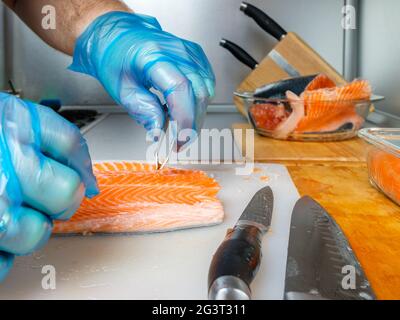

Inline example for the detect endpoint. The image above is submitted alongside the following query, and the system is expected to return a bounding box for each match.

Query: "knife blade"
[240,2,287,41]
[219,39,259,70]
[208,186,273,300]
[284,196,376,300]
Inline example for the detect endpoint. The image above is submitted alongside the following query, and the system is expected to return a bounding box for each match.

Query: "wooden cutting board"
[288,165,400,300]
[232,123,368,166]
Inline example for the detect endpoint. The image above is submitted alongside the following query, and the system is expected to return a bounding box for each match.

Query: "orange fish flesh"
[53,162,224,234]
[294,76,371,133]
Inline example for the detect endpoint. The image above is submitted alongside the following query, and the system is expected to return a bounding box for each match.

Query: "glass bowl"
[235,92,374,142]
[359,128,400,206]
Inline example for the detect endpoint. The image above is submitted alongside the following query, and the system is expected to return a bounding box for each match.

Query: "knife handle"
[208,225,263,300]
[219,39,258,70]
[240,2,287,41]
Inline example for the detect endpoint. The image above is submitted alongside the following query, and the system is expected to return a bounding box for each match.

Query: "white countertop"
[4,108,303,300]
[84,108,246,162]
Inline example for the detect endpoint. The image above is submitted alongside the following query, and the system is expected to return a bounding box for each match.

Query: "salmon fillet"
[53,162,224,234]
[368,150,400,206]
[295,76,371,133]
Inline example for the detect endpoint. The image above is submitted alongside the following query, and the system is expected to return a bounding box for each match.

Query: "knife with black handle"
[240,2,287,41]
[208,187,274,300]
[219,39,259,70]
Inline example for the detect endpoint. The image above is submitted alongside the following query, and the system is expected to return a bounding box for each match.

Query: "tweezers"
[155,104,175,170]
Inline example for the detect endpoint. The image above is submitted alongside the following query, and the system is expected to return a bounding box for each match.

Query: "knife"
[284,196,376,300]
[219,39,259,70]
[240,2,287,41]
[208,186,273,300]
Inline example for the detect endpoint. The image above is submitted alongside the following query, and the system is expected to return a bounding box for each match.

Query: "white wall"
[359,0,400,115]
[3,0,345,105]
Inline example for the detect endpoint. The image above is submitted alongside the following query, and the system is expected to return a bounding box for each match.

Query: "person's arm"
[3,0,132,55]
[3,0,216,148]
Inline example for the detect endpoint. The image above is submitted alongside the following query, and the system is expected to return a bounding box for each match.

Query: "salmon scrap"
[294,74,372,133]
[250,74,372,138]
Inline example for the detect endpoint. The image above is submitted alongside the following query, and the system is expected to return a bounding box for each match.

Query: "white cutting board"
[0,163,299,300]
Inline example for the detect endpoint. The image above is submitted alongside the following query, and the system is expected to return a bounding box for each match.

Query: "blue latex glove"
[0,93,98,282]
[69,11,215,148]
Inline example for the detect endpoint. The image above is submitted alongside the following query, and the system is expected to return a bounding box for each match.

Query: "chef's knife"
[208,186,273,300]
[240,2,287,41]
[284,196,376,300]
[220,39,259,70]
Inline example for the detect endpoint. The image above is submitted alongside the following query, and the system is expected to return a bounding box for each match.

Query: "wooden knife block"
[234,32,347,115]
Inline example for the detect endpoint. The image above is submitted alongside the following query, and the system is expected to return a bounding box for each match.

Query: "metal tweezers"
[155,105,175,170]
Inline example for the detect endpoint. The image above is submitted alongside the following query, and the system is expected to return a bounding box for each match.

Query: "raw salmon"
[254,74,317,99]
[53,162,224,234]
[304,73,336,91]
[250,103,289,131]
[272,91,304,139]
[368,150,400,206]
[294,77,371,133]
[250,74,372,139]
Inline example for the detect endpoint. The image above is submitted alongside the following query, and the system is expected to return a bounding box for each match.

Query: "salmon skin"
[254,74,317,99]
[368,150,400,206]
[53,162,224,235]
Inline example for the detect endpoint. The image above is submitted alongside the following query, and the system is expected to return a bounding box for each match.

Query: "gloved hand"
[0,93,98,282]
[69,11,215,148]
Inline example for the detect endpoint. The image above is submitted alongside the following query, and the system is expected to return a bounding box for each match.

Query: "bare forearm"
[3,0,132,55]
